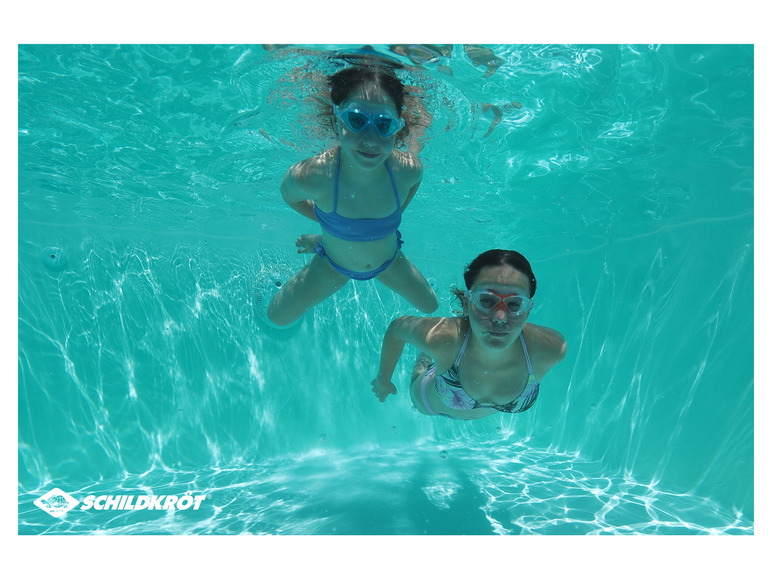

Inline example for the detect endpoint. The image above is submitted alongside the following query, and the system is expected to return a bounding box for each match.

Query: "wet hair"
[329,65,405,111]
[316,65,424,148]
[457,249,537,298]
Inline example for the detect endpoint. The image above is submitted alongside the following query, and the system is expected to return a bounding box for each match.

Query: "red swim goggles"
[464,289,534,318]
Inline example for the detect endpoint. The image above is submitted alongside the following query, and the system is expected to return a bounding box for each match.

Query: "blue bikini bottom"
[314,231,403,281]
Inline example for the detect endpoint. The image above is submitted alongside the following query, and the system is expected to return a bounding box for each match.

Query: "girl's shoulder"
[424,316,468,371]
[284,149,338,191]
[388,151,423,194]
[389,150,422,174]
[393,315,464,347]
[522,322,567,368]
[411,316,467,361]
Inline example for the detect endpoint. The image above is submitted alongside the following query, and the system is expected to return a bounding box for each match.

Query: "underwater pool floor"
[18,437,751,535]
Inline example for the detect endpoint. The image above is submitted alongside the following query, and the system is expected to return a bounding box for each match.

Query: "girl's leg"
[409,353,438,416]
[376,252,439,313]
[266,255,349,327]
[411,352,433,382]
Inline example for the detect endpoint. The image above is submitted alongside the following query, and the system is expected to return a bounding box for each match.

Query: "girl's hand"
[295,233,321,254]
[371,378,397,402]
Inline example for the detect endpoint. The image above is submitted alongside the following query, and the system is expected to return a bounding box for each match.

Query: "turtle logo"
[34,488,79,518]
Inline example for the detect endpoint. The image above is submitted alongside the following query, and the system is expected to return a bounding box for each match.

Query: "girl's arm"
[398,154,423,213]
[280,161,319,222]
[526,323,568,381]
[371,316,445,402]
[400,177,422,213]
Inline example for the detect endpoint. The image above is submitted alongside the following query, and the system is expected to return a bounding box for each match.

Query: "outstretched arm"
[371,315,447,402]
[371,318,411,401]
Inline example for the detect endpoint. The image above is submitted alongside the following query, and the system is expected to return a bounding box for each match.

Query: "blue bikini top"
[313,152,402,242]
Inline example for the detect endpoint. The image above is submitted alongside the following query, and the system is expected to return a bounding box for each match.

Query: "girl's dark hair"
[317,65,424,147]
[463,249,537,297]
[329,65,405,111]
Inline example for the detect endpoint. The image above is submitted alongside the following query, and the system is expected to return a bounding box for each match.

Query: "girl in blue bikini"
[264,65,438,327]
[371,250,567,420]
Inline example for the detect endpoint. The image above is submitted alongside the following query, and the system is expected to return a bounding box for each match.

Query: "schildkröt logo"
[33,489,209,518]
[34,488,80,518]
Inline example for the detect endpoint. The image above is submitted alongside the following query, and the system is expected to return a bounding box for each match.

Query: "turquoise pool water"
[18,44,753,535]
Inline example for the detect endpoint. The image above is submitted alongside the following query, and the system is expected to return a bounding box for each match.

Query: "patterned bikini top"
[435,329,540,414]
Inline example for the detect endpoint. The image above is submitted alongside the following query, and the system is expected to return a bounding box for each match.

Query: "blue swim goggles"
[333,104,405,137]
[464,289,534,318]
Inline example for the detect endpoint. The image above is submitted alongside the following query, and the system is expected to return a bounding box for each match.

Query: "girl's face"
[465,265,533,350]
[335,82,401,169]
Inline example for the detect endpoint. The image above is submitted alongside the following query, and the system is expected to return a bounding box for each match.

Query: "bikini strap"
[519,333,534,374]
[453,329,472,368]
[335,153,399,213]
[384,159,400,211]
